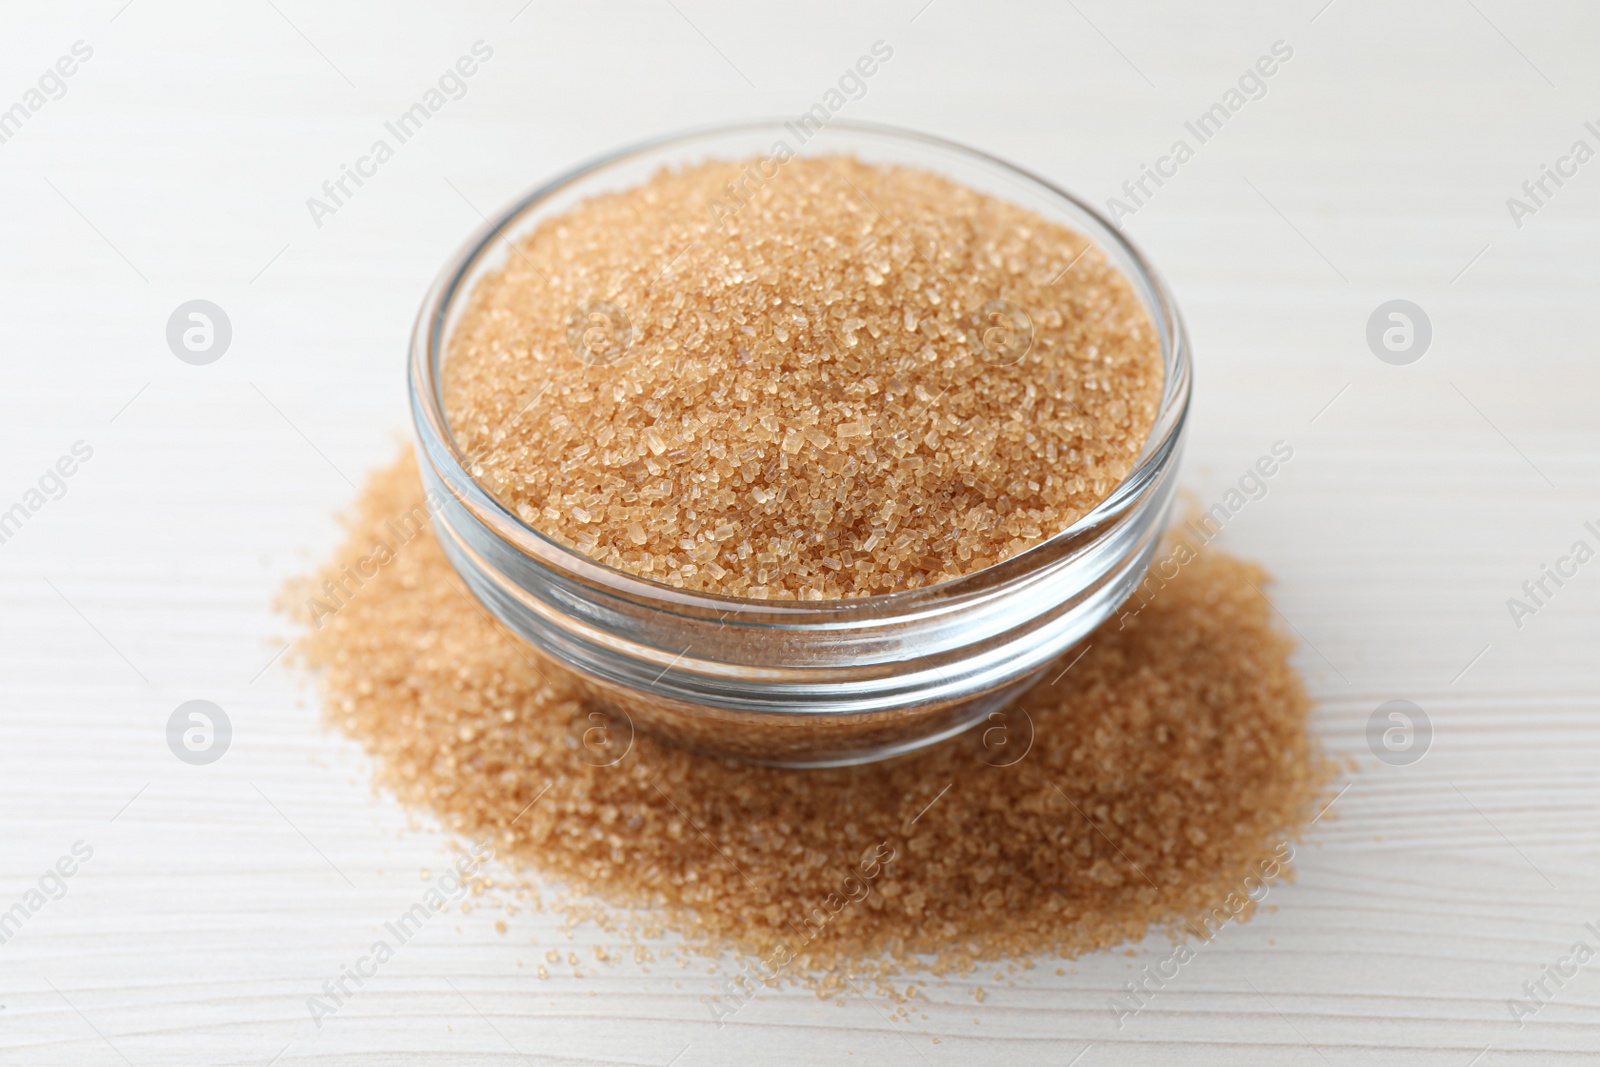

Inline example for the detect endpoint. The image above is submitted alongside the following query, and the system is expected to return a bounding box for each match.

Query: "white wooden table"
[3,1,1598,1063]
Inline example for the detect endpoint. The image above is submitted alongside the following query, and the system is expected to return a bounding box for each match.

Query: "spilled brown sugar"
[290,453,1330,985]
[441,155,1163,598]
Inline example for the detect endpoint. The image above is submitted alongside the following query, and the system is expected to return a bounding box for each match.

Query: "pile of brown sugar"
[290,454,1330,982]
[441,155,1164,598]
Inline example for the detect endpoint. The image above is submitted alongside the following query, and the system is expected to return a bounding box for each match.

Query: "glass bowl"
[409,119,1191,767]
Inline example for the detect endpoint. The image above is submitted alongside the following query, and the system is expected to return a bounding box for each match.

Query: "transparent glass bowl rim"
[409,118,1192,624]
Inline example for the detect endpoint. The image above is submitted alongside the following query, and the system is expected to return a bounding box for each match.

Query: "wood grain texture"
[2,1,1598,1063]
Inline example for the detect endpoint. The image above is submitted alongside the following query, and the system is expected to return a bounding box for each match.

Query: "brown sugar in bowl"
[408,121,1191,766]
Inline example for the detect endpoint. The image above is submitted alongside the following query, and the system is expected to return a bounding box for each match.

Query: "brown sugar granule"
[441,155,1163,598]
[290,454,1330,982]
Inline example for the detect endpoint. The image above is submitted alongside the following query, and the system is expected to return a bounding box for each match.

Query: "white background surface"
[3,1,1599,1063]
